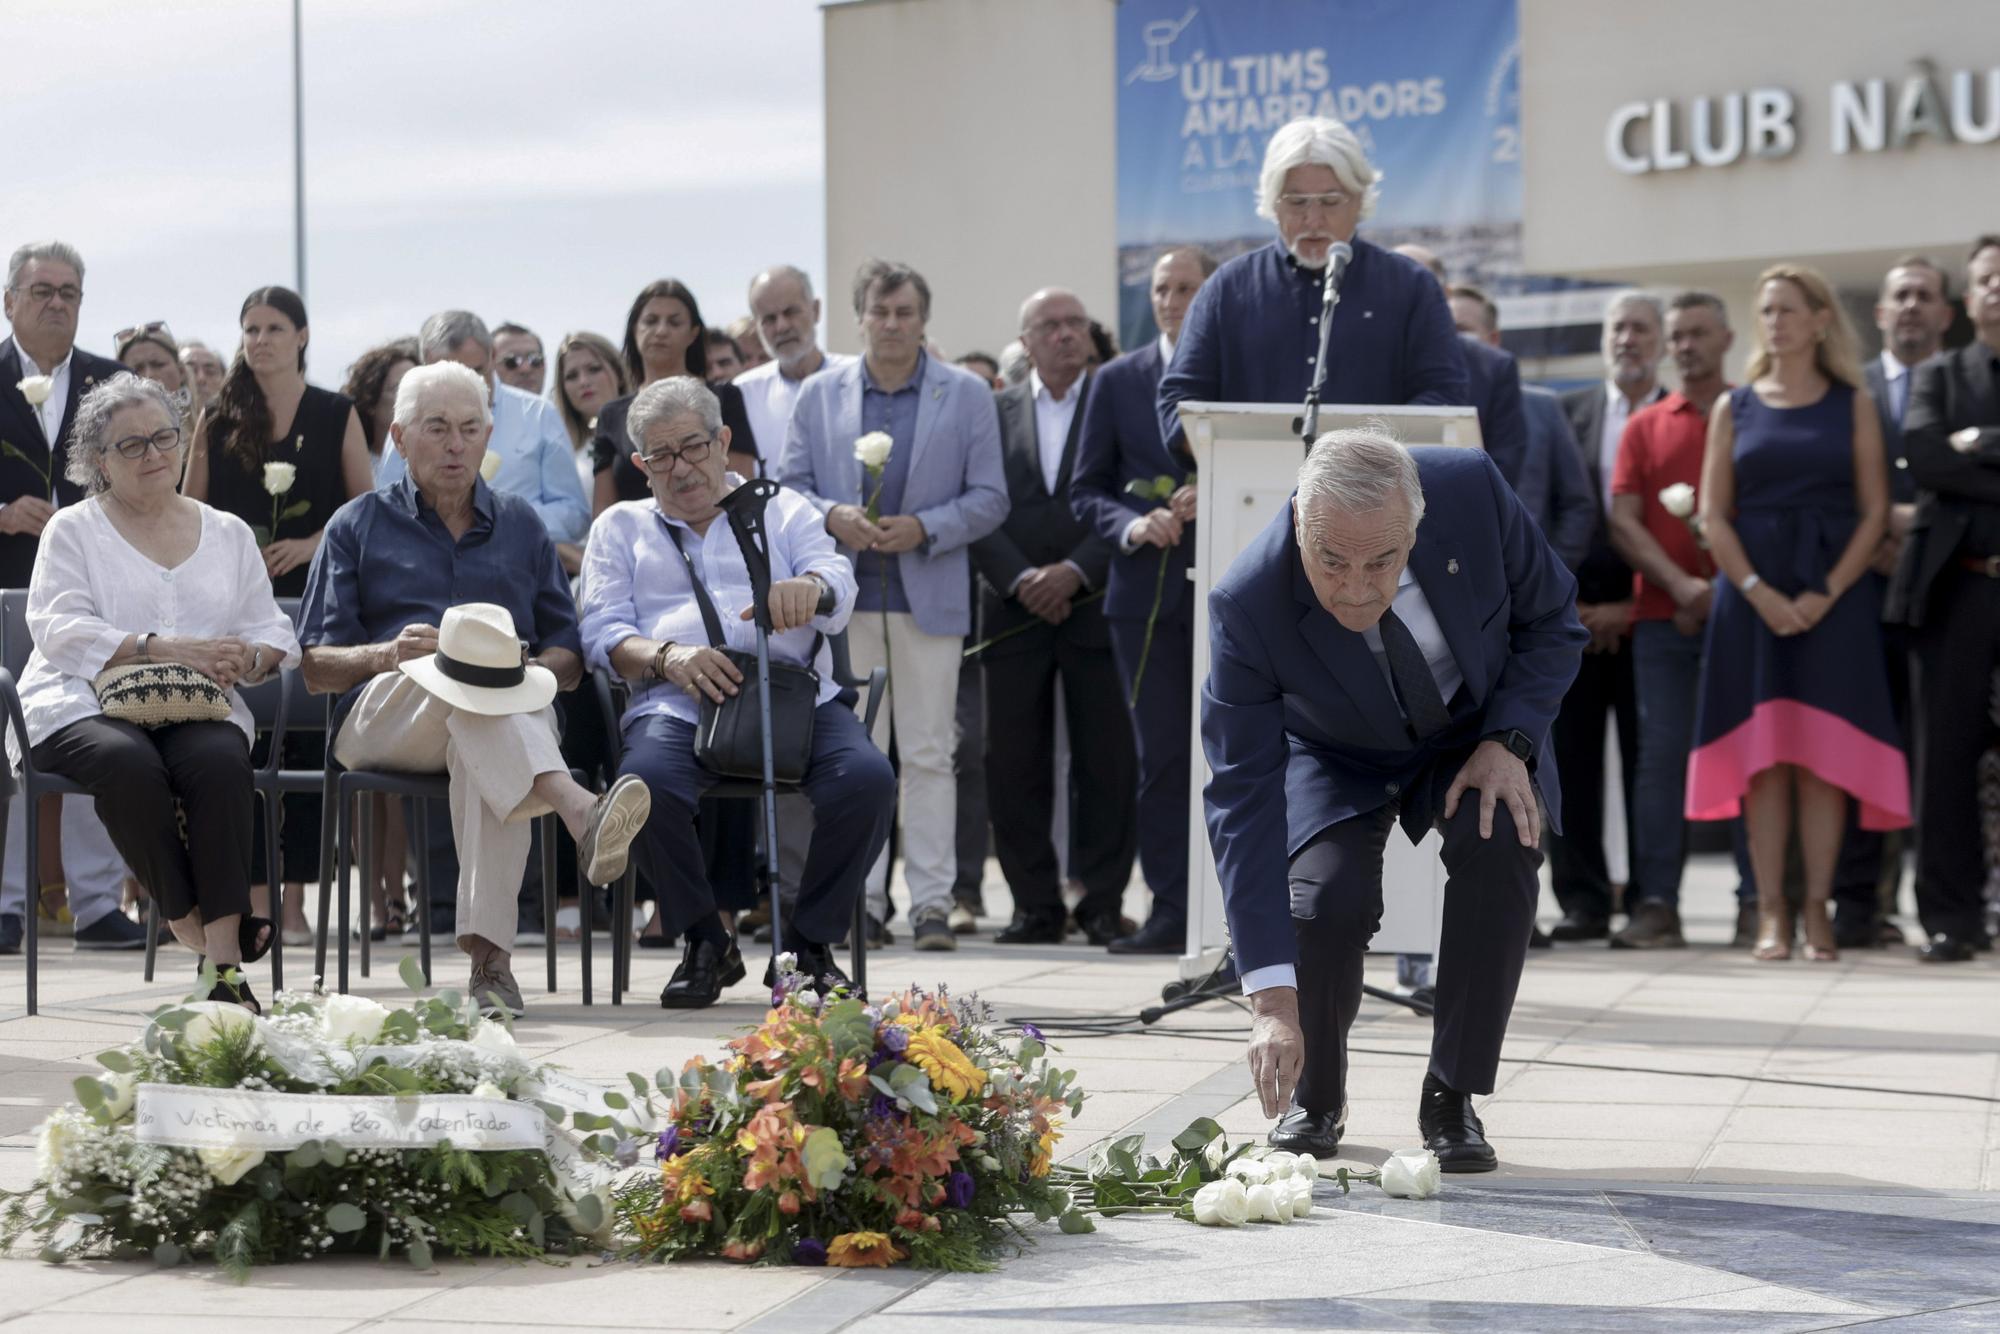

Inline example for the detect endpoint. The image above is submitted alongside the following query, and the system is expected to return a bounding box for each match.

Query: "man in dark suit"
[1887,235,2000,963]
[971,289,1136,946]
[1070,246,1214,954]
[0,240,145,956]
[1394,248,1528,490]
[1548,293,1665,943]
[1838,255,1956,946]
[1205,431,1584,1168]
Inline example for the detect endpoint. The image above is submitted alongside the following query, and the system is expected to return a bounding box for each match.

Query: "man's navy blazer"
[1458,333,1528,490]
[1069,339,1195,622]
[1201,447,1586,975]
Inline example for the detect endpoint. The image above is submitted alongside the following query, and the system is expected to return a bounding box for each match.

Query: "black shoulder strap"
[659,516,728,648]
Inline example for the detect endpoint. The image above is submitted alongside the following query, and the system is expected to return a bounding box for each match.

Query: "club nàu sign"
[1604,64,2000,174]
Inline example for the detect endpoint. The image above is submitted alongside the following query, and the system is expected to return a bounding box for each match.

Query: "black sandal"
[239,915,276,965]
[207,974,261,1016]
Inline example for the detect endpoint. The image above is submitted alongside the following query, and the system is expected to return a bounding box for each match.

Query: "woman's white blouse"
[16,499,303,751]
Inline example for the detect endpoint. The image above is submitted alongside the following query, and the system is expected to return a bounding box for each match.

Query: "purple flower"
[1019,1023,1044,1044]
[868,1093,898,1121]
[657,1125,689,1159]
[946,1170,976,1209]
[615,1137,641,1168]
[793,1238,827,1266]
[772,987,788,1006]
[879,1024,909,1054]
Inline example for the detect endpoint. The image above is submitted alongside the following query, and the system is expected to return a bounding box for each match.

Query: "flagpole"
[292,0,307,301]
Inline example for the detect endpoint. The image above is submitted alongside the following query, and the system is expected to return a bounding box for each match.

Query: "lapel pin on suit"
[1446,558,1459,575]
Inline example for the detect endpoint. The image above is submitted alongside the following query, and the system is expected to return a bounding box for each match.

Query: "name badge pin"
[1446,558,1459,574]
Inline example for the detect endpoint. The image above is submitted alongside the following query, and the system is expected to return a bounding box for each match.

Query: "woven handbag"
[91,662,231,728]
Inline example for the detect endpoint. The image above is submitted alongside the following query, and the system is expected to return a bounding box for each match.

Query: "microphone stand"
[1292,259,1344,452]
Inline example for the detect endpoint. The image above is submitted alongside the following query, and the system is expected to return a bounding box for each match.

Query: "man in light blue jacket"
[778,259,1008,950]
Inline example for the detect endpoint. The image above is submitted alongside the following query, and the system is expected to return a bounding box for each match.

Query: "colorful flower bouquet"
[0,960,613,1276]
[607,958,1090,1269]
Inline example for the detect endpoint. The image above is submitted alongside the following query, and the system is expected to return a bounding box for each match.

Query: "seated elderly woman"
[579,376,894,1009]
[297,361,649,1018]
[13,375,299,1011]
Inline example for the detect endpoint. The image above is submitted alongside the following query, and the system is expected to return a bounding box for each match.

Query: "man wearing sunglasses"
[0,239,146,958]
[492,322,546,396]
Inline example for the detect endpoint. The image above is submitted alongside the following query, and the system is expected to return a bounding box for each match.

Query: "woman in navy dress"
[1687,264,1907,961]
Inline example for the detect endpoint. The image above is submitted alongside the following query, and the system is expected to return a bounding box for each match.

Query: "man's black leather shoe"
[0,913,20,955]
[661,938,745,1009]
[1528,925,1551,949]
[1917,933,1977,964]
[1107,914,1183,955]
[1833,911,1881,950]
[1548,911,1609,942]
[1072,910,1131,947]
[762,943,859,998]
[1419,1073,1498,1172]
[1269,1103,1347,1156]
[995,912,1066,945]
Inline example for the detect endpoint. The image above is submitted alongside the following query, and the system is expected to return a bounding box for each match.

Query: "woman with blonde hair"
[549,331,629,494]
[1686,263,1907,961]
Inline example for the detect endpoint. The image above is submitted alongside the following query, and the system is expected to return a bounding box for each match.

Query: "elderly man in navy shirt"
[299,362,649,1017]
[1157,116,1469,454]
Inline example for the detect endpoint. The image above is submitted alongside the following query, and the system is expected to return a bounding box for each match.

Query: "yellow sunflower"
[905,1030,989,1103]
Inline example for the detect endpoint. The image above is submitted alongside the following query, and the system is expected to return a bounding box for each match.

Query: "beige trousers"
[844,611,961,922]
[333,672,564,952]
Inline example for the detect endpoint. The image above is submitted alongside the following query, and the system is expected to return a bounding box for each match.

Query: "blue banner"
[1115,0,1522,349]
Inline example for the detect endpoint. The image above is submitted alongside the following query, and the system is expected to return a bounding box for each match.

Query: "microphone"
[1320,241,1354,301]
[1295,241,1353,448]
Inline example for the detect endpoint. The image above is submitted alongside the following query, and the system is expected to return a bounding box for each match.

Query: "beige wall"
[1521,0,1999,298]
[822,0,1117,359]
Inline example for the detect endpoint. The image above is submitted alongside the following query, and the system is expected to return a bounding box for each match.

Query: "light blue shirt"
[577,480,858,729]
[376,380,591,544]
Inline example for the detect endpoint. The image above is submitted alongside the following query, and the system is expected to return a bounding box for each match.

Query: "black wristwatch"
[1483,728,1533,763]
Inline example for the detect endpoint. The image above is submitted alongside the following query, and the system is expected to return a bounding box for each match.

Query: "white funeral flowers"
[1191,1176,1250,1226]
[1378,1148,1443,1200]
[17,375,53,406]
[263,461,298,496]
[198,1145,264,1187]
[178,1001,260,1051]
[853,431,894,470]
[1658,482,1697,518]
[320,993,390,1044]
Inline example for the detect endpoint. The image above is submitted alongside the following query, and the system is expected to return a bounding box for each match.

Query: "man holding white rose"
[778,259,1008,952]
[1605,291,1752,950]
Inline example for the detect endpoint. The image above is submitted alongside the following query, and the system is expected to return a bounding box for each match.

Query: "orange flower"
[836,1058,871,1100]
[896,1207,941,1234]
[721,1238,765,1262]
[826,1231,904,1268]
[777,1190,801,1216]
[680,1198,713,1224]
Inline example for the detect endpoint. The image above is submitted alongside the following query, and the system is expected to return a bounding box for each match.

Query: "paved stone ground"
[3,853,1998,1331]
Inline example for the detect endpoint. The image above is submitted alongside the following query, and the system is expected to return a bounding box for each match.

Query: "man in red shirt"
[1606,291,1747,949]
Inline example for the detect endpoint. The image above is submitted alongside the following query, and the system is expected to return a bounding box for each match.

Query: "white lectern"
[1175,402,1483,980]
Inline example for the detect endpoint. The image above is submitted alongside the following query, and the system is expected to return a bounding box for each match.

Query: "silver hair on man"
[7,240,86,291]
[419,309,493,362]
[65,373,177,495]
[1255,117,1382,223]
[1297,425,1427,528]
[392,361,493,429]
[626,375,722,451]
[1602,289,1666,328]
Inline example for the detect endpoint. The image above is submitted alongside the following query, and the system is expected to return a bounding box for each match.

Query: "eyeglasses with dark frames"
[500,352,545,371]
[109,428,184,460]
[639,435,714,472]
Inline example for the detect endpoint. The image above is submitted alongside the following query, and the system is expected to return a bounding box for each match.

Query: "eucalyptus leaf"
[152,1241,182,1267]
[407,1233,433,1269]
[602,1091,628,1110]
[321,1141,347,1167]
[818,997,875,1056]
[287,1143,323,1170]
[72,1077,105,1111]
[96,1049,134,1074]
[628,1072,650,1101]
[573,1192,605,1231]
[324,1202,367,1233]
[398,954,428,993]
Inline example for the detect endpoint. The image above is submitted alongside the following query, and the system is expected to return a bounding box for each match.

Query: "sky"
[1,0,827,387]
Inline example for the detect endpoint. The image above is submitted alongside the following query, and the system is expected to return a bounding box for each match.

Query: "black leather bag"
[663,521,818,784]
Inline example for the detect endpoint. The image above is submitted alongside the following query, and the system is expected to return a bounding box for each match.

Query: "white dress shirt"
[577,477,858,729]
[1878,349,1912,426]
[1028,367,1082,494]
[735,351,856,468]
[376,381,591,543]
[1239,564,1463,998]
[13,499,302,755]
[13,338,74,461]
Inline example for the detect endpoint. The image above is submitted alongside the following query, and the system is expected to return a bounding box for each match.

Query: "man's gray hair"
[750,264,815,304]
[392,361,492,429]
[7,240,86,291]
[1297,426,1426,528]
[418,309,493,362]
[627,375,722,452]
[1602,289,1665,329]
[1255,117,1381,223]
[65,373,175,495]
[997,340,1031,387]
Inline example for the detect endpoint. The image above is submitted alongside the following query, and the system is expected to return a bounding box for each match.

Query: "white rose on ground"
[17,375,53,406]
[1191,1177,1250,1227]
[1245,1183,1290,1224]
[1658,482,1697,518]
[853,431,893,470]
[34,1113,73,1180]
[479,450,503,482]
[470,1081,508,1101]
[178,1001,259,1051]
[1265,1154,1295,1180]
[1378,1148,1443,1200]
[101,1071,137,1120]
[199,1146,265,1186]
[1289,1152,1321,1181]
[1286,1177,1315,1219]
[1226,1158,1273,1186]
[263,461,297,496]
[320,993,390,1044]
[1202,1137,1229,1173]
[469,1019,517,1053]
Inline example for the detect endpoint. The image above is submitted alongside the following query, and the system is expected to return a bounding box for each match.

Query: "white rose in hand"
[1378,1148,1443,1200]
[263,461,298,496]
[1658,482,1696,519]
[199,1145,265,1186]
[17,375,53,407]
[853,431,893,469]
[479,449,503,482]
[1191,1177,1249,1226]
[320,993,390,1043]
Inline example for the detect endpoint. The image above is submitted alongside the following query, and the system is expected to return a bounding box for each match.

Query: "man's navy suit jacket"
[1200,447,1586,976]
[1069,339,1195,621]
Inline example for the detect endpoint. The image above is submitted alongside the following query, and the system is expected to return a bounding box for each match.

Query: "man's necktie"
[1378,608,1452,741]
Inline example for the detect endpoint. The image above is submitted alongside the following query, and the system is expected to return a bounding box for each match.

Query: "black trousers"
[1911,570,2000,940]
[953,647,990,905]
[1289,788,1542,1115]
[1833,623,1912,924]
[1108,612,1194,918]
[34,716,253,924]
[1546,641,1637,919]
[982,629,1137,920]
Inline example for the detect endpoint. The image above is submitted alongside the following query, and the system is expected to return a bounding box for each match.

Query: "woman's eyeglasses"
[109,428,184,460]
